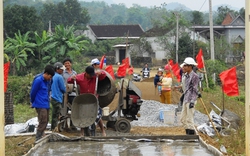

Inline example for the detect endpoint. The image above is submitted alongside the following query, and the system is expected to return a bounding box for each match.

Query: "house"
[82,24,144,64]
[192,13,245,45]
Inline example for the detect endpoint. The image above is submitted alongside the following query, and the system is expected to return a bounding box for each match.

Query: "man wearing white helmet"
[90,58,106,137]
[180,57,201,135]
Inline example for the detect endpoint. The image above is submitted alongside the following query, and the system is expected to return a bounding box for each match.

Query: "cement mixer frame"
[102,78,143,133]
[58,71,142,134]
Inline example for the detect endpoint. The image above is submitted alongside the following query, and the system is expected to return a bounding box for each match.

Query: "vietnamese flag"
[122,57,130,69]
[105,65,115,80]
[171,63,181,82]
[116,64,127,77]
[196,48,204,69]
[99,55,105,69]
[4,62,10,92]
[168,59,174,66]
[219,67,239,96]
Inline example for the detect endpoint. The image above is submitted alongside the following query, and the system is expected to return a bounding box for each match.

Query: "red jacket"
[67,71,106,94]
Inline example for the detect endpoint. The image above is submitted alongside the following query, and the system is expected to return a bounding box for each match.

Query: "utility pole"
[245,1,250,155]
[209,0,215,60]
[173,12,179,63]
[209,0,216,82]
[0,0,5,155]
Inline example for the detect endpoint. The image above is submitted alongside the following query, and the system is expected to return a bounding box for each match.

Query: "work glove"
[189,102,194,109]
[198,93,202,98]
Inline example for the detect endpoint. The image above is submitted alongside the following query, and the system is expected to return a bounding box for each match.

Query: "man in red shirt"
[67,66,106,136]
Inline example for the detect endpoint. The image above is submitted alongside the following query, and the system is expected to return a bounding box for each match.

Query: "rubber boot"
[36,131,43,141]
[185,129,190,135]
[90,124,96,136]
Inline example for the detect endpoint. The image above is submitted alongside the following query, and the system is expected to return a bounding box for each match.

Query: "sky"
[112,0,245,11]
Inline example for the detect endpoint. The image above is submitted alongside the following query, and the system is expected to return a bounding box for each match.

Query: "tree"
[239,7,245,19]
[4,31,36,75]
[191,11,204,25]
[3,4,43,38]
[40,0,90,30]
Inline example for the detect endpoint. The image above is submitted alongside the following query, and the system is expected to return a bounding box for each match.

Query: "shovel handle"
[199,98,220,137]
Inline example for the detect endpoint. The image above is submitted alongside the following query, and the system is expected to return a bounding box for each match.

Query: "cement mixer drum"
[97,71,117,108]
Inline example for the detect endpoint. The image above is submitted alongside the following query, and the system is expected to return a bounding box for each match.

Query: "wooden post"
[245,0,250,154]
[0,0,5,155]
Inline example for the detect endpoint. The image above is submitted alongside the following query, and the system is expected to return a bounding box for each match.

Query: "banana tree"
[4,31,36,75]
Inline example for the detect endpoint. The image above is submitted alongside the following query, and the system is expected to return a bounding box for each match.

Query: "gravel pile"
[130,100,208,127]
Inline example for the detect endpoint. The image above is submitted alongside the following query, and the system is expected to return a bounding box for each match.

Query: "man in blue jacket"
[30,65,55,141]
[51,62,66,131]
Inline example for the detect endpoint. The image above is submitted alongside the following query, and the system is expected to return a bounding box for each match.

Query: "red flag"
[168,59,174,66]
[122,57,129,69]
[116,64,127,77]
[4,62,10,92]
[196,48,204,69]
[171,63,181,82]
[219,67,239,96]
[105,65,115,80]
[99,55,105,69]
[127,66,134,75]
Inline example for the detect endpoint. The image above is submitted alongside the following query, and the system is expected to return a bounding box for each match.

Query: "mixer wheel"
[115,118,131,133]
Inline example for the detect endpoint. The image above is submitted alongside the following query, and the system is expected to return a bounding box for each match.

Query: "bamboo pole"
[202,55,209,88]
[199,98,220,137]
[0,0,5,155]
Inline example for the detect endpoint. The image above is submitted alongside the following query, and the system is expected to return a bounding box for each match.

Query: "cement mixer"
[58,70,143,133]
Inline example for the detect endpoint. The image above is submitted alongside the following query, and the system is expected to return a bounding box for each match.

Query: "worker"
[91,58,107,137]
[62,58,77,105]
[30,65,55,141]
[67,66,107,137]
[179,57,201,135]
[158,64,173,104]
[50,62,66,131]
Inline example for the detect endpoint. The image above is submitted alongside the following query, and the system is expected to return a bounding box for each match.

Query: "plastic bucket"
[103,107,109,116]
[163,110,175,125]
[71,93,98,128]
[97,70,117,108]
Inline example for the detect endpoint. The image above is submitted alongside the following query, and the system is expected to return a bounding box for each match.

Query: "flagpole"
[221,85,225,115]
[202,55,209,89]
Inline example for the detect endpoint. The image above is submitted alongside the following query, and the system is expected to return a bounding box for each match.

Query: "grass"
[14,104,37,123]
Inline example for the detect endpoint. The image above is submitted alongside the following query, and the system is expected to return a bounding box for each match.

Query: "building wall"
[225,28,245,43]
[83,26,97,43]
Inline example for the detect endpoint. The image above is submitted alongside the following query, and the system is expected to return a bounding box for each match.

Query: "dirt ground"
[5,70,216,156]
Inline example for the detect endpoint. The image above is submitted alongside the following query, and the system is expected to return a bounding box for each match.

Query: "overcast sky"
[112,0,245,11]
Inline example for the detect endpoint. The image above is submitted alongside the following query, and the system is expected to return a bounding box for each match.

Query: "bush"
[7,74,34,105]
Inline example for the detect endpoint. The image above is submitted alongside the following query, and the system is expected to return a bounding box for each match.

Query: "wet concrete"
[31,140,214,156]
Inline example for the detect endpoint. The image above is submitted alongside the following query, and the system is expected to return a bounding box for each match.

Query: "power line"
[199,0,207,12]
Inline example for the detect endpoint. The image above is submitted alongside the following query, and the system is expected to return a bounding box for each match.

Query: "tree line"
[3,0,245,76]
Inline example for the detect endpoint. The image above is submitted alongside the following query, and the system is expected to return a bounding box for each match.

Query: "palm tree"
[4,31,36,75]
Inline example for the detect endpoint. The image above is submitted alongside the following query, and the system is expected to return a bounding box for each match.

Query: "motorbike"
[132,73,141,82]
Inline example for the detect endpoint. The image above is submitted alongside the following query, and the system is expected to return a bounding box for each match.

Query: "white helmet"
[183,57,197,66]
